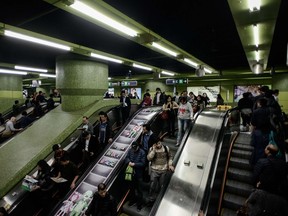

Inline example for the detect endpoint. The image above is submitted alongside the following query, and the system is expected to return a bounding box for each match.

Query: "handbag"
[160,111,169,120]
[125,165,134,181]
[268,131,282,158]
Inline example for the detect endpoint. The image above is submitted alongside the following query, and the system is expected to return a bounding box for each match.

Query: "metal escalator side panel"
[153,110,227,216]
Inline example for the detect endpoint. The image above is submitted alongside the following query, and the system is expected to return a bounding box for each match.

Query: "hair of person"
[22,111,28,116]
[179,96,187,102]
[243,92,250,98]
[273,89,279,94]
[52,144,61,151]
[121,90,126,94]
[142,123,151,131]
[60,153,70,162]
[155,137,163,144]
[98,182,107,191]
[37,159,50,171]
[99,111,108,117]
[156,87,161,91]
[82,130,90,138]
[49,93,54,97]
[83,116,88,120]
[165,95,172,103]
[15,100,19,104]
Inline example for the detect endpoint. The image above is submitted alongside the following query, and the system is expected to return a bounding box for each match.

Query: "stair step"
[122,201,152,216]
[233,143,253,151]
[230,156,252,170]
[235,133,252,144]
[221,208,238,216]
[225,179,254,197]
[227,167,253,184]
[231,149,251,160]
[222,193,246,211]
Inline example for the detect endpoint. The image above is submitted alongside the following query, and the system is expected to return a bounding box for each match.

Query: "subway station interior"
[1,0,288,215]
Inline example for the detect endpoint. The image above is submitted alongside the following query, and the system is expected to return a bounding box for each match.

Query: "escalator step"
[122,201,152,216]
[227,167,253,184]
[235,133,252,144]
[222,192,246,211]
[233,143,253,151]
[225,179,253,197]
[221,207,238,216]
[230,156,252,170]
[231,149,251,160]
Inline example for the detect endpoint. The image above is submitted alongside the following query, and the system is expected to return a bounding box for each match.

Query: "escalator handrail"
[216,131,239,215]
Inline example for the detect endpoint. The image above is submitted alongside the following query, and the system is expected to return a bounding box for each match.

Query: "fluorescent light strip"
[0,68,27,75]
[108,77,111,80]
[39,74,56,78]
[15,65,48,73]
[132,63,152,71]
[255,50,260,62]
[203,68,212,74]
[71,1,137,37]
[161,71,175,76]
[183,58,198,68]
[4,30,71,51]
[253,24,259,47]
[91,53,123,64]
[151,42,178,57]
[248,0,260,12]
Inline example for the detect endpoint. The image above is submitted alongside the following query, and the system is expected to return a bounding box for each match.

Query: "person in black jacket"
[125,141,146,211]
[85,183,117,216]
[80,131,97,168]
[238,92,253,128]
[119,90,131,124]
[97,111,113,152]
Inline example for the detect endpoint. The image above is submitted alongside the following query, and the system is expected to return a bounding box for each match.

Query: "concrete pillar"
[0,74,23,98]
[56,55,108,111]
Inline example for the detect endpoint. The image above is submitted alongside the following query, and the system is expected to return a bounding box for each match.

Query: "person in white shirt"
[2,116,23,138]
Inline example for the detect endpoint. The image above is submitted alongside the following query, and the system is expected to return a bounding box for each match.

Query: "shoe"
[175,143,180,147]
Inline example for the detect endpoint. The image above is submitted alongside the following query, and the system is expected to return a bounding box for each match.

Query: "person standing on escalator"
[120,90,131,124]
[96,111,113,153]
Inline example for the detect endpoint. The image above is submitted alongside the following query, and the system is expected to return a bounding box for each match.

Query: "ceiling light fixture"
[91,53,123,64]
[108,77,111,80]
[151,42,178,57]
[4,30,71,51]
[39,74,56,78]
[132,63,152,71]
[70,0,138,37]
[255,50,260,62]
[183,58,198,68]
[203,67,212,74]
[248,0,261,12]
[161,71,175,76]
[15,65,48,73]
[0,68,27,75]
[253,24,259,47]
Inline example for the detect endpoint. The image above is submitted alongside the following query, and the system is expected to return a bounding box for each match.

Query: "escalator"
[49,106,163,216]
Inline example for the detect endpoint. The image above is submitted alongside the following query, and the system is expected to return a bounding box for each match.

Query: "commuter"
[147,138,174,205]
[1,116,23,138]
[80,131,97,167]
[119,90,131,123]
[79,116,94,135]
[85,183,117,216]
[238,92,253,129]
[25,96,32,108]
[12,100,21,115]
[51,144,67,177]
[139,93,152,107]
[252,144,288,198]
[0,207,8,216]
[162,95,179,137]
[36,91,46,103]
[153,87,164,106]
[188,91,195,103]
[202,93,210,107]
[139,124,157,155]
[56,154,79,195]
[97,111,113,152]
[125,141,146,211]
[20,111,33,128]
[172,91,180,104]
[143,89,150,98]
[273,89,279,103]
[176,96,193,147]
[196,95,205,110]
[216,94,224,106]
[0,113,4,125]
[245,189,288,216]
[46,94,55,111]
[250,98,271,165]
[32,100,44,117]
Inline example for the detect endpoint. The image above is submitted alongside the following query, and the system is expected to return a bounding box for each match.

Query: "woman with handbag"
[162,95,179,137]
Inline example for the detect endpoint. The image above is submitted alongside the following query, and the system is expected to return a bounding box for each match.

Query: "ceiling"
[0,0,287,85]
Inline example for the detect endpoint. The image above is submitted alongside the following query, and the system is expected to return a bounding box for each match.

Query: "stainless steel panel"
[154,110,226,216]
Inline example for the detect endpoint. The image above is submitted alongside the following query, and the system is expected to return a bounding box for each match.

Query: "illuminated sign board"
[121,80,138,86]
[166,79,188,85]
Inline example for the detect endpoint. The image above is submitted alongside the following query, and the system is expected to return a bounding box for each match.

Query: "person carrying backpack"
[147,138,174,206]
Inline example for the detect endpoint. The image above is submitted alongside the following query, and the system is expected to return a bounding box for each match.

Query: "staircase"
[221,132,254,215]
